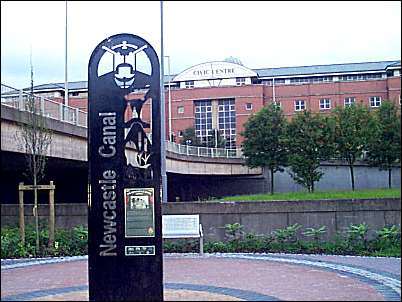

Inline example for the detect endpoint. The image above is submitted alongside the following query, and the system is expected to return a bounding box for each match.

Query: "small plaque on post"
[125,188,155,237]
[125,245,155,256]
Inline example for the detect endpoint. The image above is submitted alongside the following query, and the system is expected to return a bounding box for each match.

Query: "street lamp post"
[64,0,68,108]
[164,55,172,141]
[160,1,167,203]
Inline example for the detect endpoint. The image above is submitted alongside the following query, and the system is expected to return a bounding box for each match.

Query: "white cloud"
[1,1,401,88]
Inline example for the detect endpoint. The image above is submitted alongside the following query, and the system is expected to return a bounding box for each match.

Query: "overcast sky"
[1,1,401,89]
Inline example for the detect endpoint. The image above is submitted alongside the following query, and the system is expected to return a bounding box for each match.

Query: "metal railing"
[1,83,243,158]
[1,83,87,127]
[166,140,243,158]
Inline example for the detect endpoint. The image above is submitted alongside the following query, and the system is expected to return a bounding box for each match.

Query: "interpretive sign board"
[88,33,163,301]
[125,188,155,237]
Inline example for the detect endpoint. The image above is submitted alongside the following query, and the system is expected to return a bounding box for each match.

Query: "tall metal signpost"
[88,33,163,301]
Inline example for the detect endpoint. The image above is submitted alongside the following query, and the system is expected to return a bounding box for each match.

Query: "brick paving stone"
[1,254,400,301]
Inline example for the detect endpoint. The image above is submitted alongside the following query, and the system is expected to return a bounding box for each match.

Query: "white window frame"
[185,80,194,88]
[294,100,305,111]
[369,96,381,108]
[344,97,355,107]
[178,131,183,137]
[236,77,246,86]
[319,98,331,110]
[177,106,184,114]
[245,103,253,110]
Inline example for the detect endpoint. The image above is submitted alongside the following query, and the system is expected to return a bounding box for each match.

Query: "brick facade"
[30,61,401,148]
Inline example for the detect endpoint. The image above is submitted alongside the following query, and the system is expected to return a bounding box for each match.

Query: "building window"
[177,106,184,114]
[194,100,213,144]
[185,81,194,88]
[340,73,382,81]
[319,98,331,110]
[245,103,253,110]
[218,99,236,148]
[274,79,286,85]
[294,100,305,111]
[312,76,333,83]
[344,97,355,107]
[236,77,246,86]
[370,96,381,107]
[178,131,183,137]
[263,79,287,86]
[290,77,310,84]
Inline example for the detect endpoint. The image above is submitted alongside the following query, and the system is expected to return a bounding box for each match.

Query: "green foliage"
[219,188,400,201]
[286,111,335,192]
[179,127,202,146]
[1,224,87,259]
[346,223,370,252]
[162,223,400,257]
[303,226,327,242]
[272,223,302,243]
[376,225,400,243]
[373,225,401,253]
[241,103,288,194]
[224,222,244,240]
[162,239,199,253]
[366,101,401,188]
[3,223,401,258]
[347,223,369,241]
[332,103,376,190]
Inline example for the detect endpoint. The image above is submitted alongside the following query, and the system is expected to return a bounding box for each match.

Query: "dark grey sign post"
[88,33,163,301]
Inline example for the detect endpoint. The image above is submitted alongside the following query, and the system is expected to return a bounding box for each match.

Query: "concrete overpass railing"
[1,83,243,159]
[1,83,87,127]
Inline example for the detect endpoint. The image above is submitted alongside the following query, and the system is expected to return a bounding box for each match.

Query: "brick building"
[27,60,401,148]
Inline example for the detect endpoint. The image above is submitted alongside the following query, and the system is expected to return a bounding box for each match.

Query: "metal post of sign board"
[88,33,163,301]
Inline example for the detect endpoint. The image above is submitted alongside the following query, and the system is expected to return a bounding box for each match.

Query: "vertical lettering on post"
[88,33,162,301]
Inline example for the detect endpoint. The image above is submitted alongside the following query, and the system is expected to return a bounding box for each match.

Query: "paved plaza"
[1,253,400,301]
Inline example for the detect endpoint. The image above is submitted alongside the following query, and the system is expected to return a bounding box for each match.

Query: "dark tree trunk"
[270,168,274,195]
[388,168,392,189]
[350,165,355,191]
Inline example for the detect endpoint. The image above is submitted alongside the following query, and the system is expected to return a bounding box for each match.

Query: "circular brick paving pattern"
[1,254,400,301]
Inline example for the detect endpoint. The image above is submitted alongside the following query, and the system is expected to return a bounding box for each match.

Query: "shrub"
[224,223,244,241]
[347,223,369,253]
[1,224,88,259]
[272,223,302,243]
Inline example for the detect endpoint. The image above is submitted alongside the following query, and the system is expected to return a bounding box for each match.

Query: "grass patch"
[217,188,401,202]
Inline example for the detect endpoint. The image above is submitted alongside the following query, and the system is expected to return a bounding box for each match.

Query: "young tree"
[286,111,335,193]
[179,127,202,146]
[242,103,288,194]
[332,103,375,191]
[16,56,52,253]
[366,101,401,188]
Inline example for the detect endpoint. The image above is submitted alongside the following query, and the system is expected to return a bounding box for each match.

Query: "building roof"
[24,60,401,91]
[27,77,174,92]
[22,80,88,92]
[253,60,400,78]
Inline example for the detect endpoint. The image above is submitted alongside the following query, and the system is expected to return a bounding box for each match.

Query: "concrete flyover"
[0,104,261,176]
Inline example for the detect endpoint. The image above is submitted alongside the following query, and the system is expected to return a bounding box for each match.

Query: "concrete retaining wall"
[2,198,400,241]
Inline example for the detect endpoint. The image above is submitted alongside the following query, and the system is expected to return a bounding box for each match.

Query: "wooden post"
[18,181,56,250]
[18,182,25,245]
[48,181,55,249]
